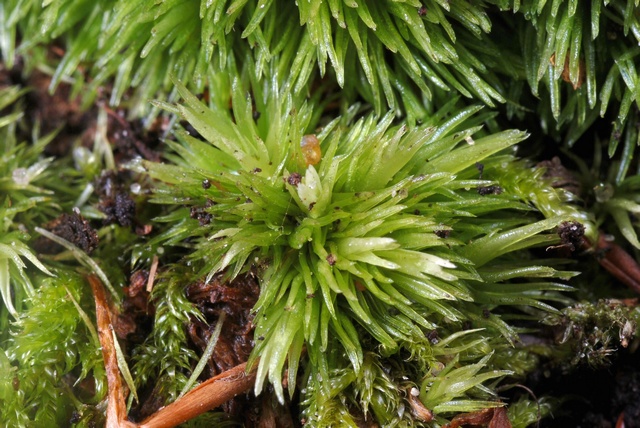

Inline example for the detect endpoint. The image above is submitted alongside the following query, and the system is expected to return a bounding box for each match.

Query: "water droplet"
[12,168,29,185]
[130,183,141,194]
[594,182,614,203]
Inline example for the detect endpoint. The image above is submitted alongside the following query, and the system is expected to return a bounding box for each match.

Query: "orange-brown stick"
[87,275,135,428]
[138,362,257,428]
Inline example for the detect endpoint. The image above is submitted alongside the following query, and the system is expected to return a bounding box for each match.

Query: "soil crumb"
[35,209,99,254]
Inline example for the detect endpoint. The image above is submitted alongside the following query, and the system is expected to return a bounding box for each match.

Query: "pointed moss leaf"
[424,130,529,175]
[434,328,486,349]
[433,400,508,414]
[387,271,460,301]
[609,206,640,249]
[297,165,322,209]
[266,296,305,403]
[0,258,16,317]
[330,313,363,372]
[380,249,457,281]
[111,327,139,403]
[336,237,399,256]
[479,265,569,282]
[2,240,53,277]
[421,353,512,413]
[34,227,119,304]
[179,312,225,398]
[459,217,563,267]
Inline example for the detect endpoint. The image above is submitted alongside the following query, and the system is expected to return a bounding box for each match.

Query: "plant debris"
[185,272,259,416]
[113,269,154,342]
[34,209,99,254]
[87,274,135,428]
[443,407,511,428]
[477,185,503,196]
[95,170,137,227]
[137,362,257,428]
[186,272,259,375]
[537,157,582,196]
[557,220,585,252]
[189,200,214,226]
[593,235,640,294]
[542,299,638,369]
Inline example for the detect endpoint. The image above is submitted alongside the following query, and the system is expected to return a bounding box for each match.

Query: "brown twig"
[592,234,640,294]
[89,273,257,427]
[87,275,135,428]
[138,362,257,428]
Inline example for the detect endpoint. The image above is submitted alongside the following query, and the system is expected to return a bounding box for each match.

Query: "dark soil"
[1,63,165,162]
[94,170,137,227]
[34,210,99,254]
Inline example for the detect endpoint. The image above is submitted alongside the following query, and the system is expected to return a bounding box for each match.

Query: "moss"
[1,1,640,426]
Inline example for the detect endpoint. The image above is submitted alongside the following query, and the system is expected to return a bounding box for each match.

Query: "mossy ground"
[3,2,640,427]
[2,48,640,427]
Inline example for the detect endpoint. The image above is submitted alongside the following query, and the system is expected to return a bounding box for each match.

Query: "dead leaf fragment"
[443,406,511,428]
[550,52,585,90]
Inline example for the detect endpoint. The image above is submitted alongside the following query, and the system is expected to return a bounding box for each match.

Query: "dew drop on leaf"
[12,168,28,185]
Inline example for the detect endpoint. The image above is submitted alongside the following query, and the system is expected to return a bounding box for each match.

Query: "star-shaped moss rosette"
[139,65,591,419]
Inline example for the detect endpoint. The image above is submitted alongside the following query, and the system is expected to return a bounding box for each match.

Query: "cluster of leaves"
[0,270,106,427]
[4,1,640,144]
[0,84,111,426]
[1,0,505,119]
[130,266,202,409]
[137,53,593,423]
[512,0,640,145]
[0,86,56,323]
